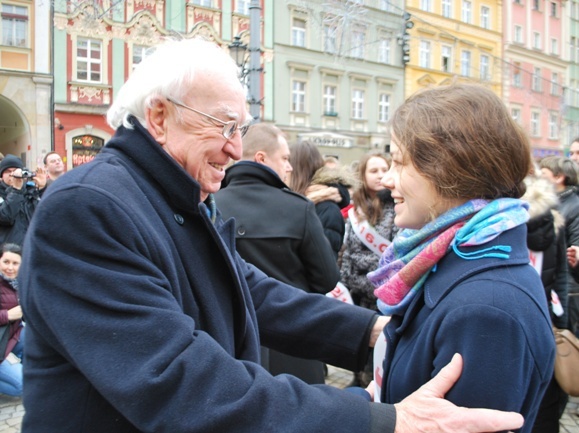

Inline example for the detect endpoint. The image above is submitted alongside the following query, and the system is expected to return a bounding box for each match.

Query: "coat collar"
[104,117,205,214]
[423,224,530,308]
[223,161,289,190]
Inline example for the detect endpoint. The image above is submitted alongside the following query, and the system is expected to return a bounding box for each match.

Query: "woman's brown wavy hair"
[390,84,532,201]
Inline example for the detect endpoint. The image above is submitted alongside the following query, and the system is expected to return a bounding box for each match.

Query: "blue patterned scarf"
[367,198,529,316]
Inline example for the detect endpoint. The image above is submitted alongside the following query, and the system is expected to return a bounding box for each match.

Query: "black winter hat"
[0,155,23,176]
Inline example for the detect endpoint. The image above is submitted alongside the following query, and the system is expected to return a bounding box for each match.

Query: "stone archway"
[0,95,30,165]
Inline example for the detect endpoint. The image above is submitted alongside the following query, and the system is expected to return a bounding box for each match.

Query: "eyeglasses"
[166,97,251,140]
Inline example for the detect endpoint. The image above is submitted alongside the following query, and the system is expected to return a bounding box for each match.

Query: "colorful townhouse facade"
[402,0,503,98]
[0,0,51,167]
[566,0,579,149]
[503,0,567,158]
[270,0,406,162]
[52,0,267,171]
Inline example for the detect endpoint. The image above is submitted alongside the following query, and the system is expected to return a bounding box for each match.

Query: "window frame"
[378,93,390,123]
[76,37,103,83]
[351,89,365,119]
[291,80,306,113]
[291,18,306,48]
[1,3,29,48]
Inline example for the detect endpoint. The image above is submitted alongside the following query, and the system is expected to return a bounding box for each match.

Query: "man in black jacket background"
[215,122,339,384]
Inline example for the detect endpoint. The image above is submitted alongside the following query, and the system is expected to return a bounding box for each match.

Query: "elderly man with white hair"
[19,38,523,433]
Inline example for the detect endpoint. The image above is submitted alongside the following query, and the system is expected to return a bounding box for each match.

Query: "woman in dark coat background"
[0,243,24,396]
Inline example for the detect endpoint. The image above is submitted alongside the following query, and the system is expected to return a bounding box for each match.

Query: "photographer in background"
[0,155,46,246]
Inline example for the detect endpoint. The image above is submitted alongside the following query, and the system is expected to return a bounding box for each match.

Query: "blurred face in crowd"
[365,156,389,196]
[570,141,579,165]
[264,135,293,183]
[152,72,249,201]
[2,168,16,186]
[46,153,65,178]
[0,251,21,279]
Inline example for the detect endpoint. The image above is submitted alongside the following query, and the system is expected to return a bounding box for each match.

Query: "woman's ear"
[145,98,169,145]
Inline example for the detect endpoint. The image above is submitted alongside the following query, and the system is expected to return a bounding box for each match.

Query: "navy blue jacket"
[19,120,395,433]
[380,225,555,432]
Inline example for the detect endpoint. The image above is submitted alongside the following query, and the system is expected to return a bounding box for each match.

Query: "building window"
[462,1,472,23]
[292,18,306,47]
[549,112,558,139]
[323,85,337,115]
[379,38,391,63]
[481,6,490,29]
[442,0,453,18]
[511,107,521,124]
[480,54,490,80]
[292,80,306,112]
[324,25,336,54]
[514,25,523,43]
[533,0,540,10]
[533,32,541,49]
[420,0,432,12]
[551,38,558,55]
[533,67,542,91]
[352,89,364,119]
[461,50,471,76]
[378,94,390,123]
[1,4,28,47]
[419,40,431,68]
[380,0,392,11]
[132,45,150,71]
[77,38,102,83]
[237,0,250,14]
[192,0,212,6]
[550,2,557,17]
[551,72,559,95]
[351,30,365,58]
[513,62,522,87]
[531,112,540,137]
[571,37,576,62]
[441,45,452,72]
[514,0,522,3]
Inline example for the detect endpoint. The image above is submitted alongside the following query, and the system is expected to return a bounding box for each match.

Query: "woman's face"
[0,251,21,279]
[381,139,462,230]
[364,156,389,196]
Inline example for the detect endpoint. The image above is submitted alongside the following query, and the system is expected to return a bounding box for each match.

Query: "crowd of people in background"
[2,37,579,433]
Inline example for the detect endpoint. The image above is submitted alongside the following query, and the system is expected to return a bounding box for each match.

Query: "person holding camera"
[0,154,46,246]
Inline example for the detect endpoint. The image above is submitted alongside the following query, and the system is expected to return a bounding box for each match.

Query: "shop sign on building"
[298,132,354,148]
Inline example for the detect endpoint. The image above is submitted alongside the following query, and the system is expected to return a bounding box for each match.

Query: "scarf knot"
[368,198,528,316]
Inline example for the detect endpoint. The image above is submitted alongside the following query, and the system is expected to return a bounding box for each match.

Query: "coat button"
[237,226,246,236]
[174,214,184,225]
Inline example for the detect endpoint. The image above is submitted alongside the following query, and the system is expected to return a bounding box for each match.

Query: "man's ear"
[145,98,168,145]
[254,151,267,164]
[555,174,566,186]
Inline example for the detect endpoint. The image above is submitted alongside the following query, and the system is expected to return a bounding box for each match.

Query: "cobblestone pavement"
[0,367,576,432]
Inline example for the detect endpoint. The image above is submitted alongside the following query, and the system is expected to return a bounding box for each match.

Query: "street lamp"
[228,36,248,80]
[228,0,262,121]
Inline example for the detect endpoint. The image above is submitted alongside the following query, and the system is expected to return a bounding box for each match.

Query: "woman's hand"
[7,306,22,321]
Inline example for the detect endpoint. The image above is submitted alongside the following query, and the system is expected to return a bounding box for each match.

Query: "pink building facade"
[503,0,568,158]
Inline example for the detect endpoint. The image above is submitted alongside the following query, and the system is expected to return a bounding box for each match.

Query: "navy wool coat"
[19,119,393,433]
[380,225,555,433]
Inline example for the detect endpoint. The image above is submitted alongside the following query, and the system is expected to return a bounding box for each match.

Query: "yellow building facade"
[404,0,503,99]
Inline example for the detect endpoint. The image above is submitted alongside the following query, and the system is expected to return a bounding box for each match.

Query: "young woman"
[341,152,398,312]
[0,243,24,396]
[367,84,554,432]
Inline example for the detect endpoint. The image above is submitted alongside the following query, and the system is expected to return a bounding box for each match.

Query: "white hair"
[107,37,242,130]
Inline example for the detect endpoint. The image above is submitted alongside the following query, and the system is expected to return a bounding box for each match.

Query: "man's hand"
[369,315,389,347]
[567,246,579,268]
[34,166,47,189]
[9,169,25,190]
[394,353,524,433]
